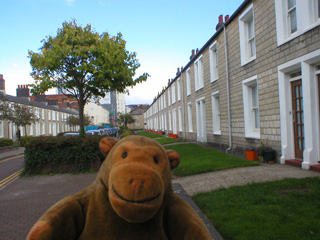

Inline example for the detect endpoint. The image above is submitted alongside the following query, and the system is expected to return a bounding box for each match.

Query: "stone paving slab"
[173,163,320,196]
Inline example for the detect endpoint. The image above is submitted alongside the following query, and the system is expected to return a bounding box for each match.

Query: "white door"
[172,109,177,134]
[196,99,207,142]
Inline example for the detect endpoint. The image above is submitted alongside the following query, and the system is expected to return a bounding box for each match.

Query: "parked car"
[86,130,102,136]
[62,132,79,136]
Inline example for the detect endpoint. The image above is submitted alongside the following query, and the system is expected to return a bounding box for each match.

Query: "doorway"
[291,80,304,159]
[196,98,207,142]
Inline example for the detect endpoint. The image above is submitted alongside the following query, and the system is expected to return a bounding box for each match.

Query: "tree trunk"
[78,91,85,136]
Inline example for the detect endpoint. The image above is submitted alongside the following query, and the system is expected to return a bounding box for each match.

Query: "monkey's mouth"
[112,185,161,204]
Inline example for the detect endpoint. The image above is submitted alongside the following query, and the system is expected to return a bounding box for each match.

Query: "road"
[0,155,24,189]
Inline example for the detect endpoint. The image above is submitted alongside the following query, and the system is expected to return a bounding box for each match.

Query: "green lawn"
[138,131,166,139]
[138,131,182,144]
[165,143,259,177]
[193,177,320,240]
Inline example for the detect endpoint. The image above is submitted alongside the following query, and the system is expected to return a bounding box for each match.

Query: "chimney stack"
[216,15,224,30]
[16,84,30,98]
[190,49,195,60]
[225,15,230,22]
[0,74,5,94]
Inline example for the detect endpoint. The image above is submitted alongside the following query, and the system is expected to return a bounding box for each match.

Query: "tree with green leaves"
[118,113,135,129]
[29,20,149,135]
[66,114,92,131]
[0,94,12,121]
[10,103,38,139]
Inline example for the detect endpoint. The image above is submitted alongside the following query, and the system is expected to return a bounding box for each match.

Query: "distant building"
[84,102,110,125]
[101,91,126,126]
[127,105,149,130]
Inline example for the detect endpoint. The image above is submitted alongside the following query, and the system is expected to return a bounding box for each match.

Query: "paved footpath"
[173,163,320,196]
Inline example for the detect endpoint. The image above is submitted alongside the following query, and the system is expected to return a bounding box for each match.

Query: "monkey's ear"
[166,150,180,170]
[99,137,118,156]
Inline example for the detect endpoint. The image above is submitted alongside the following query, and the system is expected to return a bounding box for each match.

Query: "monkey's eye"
[153,156,159,164]
[122,151,127,158]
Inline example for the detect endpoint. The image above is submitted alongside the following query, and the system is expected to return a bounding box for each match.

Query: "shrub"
[0,139,14,148]
[20,136,38,147]
[23,135,105,175]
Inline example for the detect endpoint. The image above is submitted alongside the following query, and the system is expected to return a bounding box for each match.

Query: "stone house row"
[144,0,320,170]
[0,93,79,140]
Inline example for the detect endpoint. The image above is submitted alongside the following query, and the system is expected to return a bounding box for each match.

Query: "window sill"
[244,131,260,140]
[241,56,256,67]
[210,78,219,83]
[213,130,221,135]
[195,86,204,92]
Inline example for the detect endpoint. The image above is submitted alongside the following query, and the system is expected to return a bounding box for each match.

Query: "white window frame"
[177,78,181,101]
[172,83,176,104]
[48,110,51,120]
[30,123,34,136]
[187,102,193,132]
[209,42,219,82]
[194,55,204,91]
[169,111,172,131]
[186,68,191,96]
[242,75,260,139]
[211,91,221,135]
[275,0,320,46]
[168,88,171,106]
[239,4,256,66]
[0,121,4,138]
[178,107,182,131]
[42,109,45,120]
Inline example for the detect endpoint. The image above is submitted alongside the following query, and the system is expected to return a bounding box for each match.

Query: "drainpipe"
[224,25,232,152]
[180,68,187,140]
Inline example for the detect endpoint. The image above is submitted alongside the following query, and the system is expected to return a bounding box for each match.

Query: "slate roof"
[0,93,77,115]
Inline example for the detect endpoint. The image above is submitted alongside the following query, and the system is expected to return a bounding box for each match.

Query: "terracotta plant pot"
[245,150,258,161]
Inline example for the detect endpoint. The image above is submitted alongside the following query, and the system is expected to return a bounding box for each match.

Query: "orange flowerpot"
[245,150,258,161]
[173,134,178,139]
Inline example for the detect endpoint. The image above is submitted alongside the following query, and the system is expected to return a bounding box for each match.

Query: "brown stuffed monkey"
[27,135,211,240]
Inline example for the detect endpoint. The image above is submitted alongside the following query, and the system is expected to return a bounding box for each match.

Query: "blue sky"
[1,0,244,104]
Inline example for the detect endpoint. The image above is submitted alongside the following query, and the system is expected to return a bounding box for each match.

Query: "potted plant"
[245,147,259,161]
[256,142,275,163]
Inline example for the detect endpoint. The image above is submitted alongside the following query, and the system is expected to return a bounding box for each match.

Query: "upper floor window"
[239,4,256,66]
[242,76,260,139]
[186,68,191,96]
[287,0,297,34]
[172,83,176,104]
[275,0,320,45]
[177,78,181,101]
[211,91,221,135]
[194,55,204,91]
[209,42,219,82]
[168,88,171,106]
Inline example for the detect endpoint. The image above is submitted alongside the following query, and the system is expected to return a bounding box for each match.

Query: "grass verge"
[138,131,182,144]
[193,177,320,240]
[165,143,258,177]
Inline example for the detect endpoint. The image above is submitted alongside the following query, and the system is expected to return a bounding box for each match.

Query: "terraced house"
[144,0,320,170]
[0,76,78,140]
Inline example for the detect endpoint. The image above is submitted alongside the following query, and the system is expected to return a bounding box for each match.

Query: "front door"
[291,80,304,159]
[196,99,207,142]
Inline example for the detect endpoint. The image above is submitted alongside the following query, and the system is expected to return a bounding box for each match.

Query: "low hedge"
[20,136,38,147]
[0,139,14,147]
[23,135,105,175]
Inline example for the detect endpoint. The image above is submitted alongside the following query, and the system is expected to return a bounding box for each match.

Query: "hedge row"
[0,139,14,147]
[23,136,105,175]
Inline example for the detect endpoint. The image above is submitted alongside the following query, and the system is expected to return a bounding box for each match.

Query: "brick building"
[144,0,320,170]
